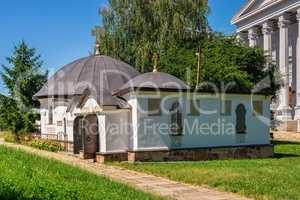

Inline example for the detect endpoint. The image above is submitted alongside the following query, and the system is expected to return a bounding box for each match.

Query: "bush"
[3,131,17,143]
[29,139,64,152]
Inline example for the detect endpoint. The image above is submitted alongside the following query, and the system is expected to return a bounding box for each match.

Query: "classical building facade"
[232,0,300,124]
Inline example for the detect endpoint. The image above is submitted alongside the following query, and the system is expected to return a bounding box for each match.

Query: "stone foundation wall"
[79,151,95,160]
[96,152,128,163]
[128,145,274,162]
[277,120,299,132]
[94,145,274,163]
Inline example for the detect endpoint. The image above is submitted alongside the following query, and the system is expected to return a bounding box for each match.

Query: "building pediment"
[232,0,282,24]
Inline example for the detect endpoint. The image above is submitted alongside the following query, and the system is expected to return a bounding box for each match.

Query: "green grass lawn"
[115,141,300,200]
[0,146,163,200]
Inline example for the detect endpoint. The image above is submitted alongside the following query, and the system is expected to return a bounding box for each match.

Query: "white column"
[97,114,106,153]
[248,27,259,47]
[295,9,300,120]
[262,21,273,57]
[277,14,292,121]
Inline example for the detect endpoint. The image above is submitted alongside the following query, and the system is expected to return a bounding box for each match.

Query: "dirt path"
[0,140,250,200]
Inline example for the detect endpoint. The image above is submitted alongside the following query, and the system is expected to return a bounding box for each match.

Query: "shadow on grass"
[274,153,299,159]
[272,140,300,145]
[272,140,300,159]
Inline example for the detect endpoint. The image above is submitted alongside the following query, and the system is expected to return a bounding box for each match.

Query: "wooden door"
[73,117,83,154]
[83,115,99,158]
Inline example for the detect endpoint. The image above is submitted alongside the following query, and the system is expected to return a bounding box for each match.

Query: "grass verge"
[114,141,300,200]
[0,146,163,200]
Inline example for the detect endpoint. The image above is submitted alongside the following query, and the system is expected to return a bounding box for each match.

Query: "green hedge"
[2,132,64,153]
[0,146,161,200]
[29,139,64,152]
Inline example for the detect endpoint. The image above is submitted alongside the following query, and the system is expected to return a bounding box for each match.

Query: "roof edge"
[231,0,256,24]
[232,0,284,25]
[115,87,272,97]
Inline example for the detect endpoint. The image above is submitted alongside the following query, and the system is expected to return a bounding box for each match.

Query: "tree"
[0,41,47,135]
[199,34,281,96]
[96,0,209,73]
[95,1,280,96]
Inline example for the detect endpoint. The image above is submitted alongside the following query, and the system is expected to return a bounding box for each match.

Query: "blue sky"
[0,0,246,93]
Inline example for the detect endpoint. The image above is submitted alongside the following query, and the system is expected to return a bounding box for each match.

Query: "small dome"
[34,55,140,106]
[116,72,190,94]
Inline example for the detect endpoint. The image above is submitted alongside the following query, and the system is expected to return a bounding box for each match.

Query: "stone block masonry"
[96,145,274,163]
[96,152,128,163]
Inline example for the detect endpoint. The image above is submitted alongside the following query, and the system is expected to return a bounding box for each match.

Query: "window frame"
[220,100,232,116]
[235,104,247,134]
[147,98,162,116]
[253,101,263,116]
[48,106,54,125]
[189,99,201,116]
[170,101,183,136]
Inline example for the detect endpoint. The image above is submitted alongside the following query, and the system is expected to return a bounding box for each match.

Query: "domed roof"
[116,71,190,95]
[34,55,140,106]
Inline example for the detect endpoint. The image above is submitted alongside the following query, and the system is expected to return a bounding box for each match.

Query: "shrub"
[29,139,64,152]
[3,131,17,143]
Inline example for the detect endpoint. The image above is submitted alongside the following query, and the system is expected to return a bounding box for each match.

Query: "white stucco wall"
[77,96,132,154]
[102,110,131,153]
[39,98,74,141]
[39,92,271,153]
[126,92,271,151]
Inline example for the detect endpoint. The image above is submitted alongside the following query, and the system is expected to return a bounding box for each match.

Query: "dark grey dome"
[116,72,190,95]
[34,55,139,106]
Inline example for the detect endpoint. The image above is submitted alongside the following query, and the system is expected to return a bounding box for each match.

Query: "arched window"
[170,101,183,136]
[48,106,53,125]
[235,104,247,134]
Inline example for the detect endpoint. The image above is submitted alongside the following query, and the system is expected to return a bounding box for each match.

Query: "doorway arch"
[73,116,83,154]
[82,114,99,158]
[235,104,247,134]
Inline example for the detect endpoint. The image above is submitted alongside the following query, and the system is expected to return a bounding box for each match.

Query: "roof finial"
[95,42,101,56]
[153,53,158,72]
[92,26,103,56]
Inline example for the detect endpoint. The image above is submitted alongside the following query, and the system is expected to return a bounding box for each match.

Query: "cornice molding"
[278,13,291,28]
[232,0,283,25]
[235,2,300,33]
[262,21,273,35]
[297,8,300,21]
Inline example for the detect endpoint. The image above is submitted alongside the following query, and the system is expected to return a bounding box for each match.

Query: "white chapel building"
[232,0,300,130]
[34,53,273,162]
[32,1,285,162]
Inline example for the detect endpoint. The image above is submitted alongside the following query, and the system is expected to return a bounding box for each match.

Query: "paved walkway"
[0,140,250,200]
[273,131,300,142]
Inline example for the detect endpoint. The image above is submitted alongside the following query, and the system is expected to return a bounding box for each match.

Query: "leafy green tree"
[0,41,47,135]
[96,0,209,72]
[199,35,281,96]
[95,1,280,96]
